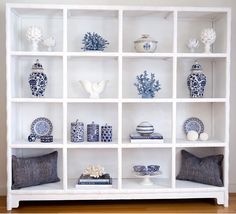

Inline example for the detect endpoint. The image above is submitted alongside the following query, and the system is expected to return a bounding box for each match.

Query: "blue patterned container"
[71,120,84,142]
[101,124,112,142]
[87,122,99,142]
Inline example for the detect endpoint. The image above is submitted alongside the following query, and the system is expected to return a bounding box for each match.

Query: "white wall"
[0,0,235,195]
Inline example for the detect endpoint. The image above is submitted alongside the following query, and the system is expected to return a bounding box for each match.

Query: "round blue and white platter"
[31,117,53,139]
[183,117,204,134]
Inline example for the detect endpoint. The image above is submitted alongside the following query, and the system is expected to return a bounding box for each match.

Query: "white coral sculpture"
[83,165,105,178]
[26,26,42,51]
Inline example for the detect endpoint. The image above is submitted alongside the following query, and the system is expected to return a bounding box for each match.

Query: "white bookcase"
[6,4,231,210]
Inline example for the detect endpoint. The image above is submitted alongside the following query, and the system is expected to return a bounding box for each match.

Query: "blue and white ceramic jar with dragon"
[28,59,48,97]
[187,60,207,98]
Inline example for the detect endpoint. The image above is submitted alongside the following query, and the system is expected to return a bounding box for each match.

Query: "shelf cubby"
[10,56,63,99]
[67,56,118,99]
[122,57,173,99]
[10,8,63,52]
[67,9,119,52]
[11,103,63,144]
[67,148,118,190]
[123,10,174,53]
[176,102,226,144]
[122,103,172,143]
[11,148,63,192]
[177,11,228,53]
[67,103,118,143]
[122,148,172,189]
[177,57,226,98]
[175,147,225,189]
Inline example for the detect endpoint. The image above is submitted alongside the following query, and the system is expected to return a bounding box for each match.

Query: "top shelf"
[7,6,230,54]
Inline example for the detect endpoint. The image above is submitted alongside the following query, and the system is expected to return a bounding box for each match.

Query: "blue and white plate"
[31,117,53,139]
[183,117,204,134]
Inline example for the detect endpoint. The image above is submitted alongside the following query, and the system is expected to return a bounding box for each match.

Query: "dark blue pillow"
[12,151,60,189]
[176,150,223,187]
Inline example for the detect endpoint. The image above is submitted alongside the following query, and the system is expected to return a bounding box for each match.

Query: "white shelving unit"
[6,4,231,210]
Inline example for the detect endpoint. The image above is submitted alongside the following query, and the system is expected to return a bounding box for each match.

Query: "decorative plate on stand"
[183,117,204,134]
[31,117,53,139]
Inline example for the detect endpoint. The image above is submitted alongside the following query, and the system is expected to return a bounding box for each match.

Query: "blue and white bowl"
[133,165,160,176]
[136,121,154,136]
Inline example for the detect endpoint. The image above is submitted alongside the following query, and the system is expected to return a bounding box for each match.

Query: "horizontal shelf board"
[177,53,227,58]
[122,98,173,103]
[122,178,171,190]
[67,178,118,193]
[67,98,119,103]
[10,98,63,103]
[176,139,226,147]
[11,180,63,194]
[67,52,119,57]
[10,51,63,57]
[175,180,225,191]
[11,140,64,148]
[122,53,173,59]
[176,98,227,103]
[122,139,172,148]
[67,141,118,148]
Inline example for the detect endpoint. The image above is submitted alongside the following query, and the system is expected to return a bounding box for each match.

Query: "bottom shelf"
[175,180,225,190]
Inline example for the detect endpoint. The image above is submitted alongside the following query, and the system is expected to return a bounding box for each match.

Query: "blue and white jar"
[71,120,84,142]
[187,60,207,98]
[28,59,47,97]
[101,124,112,142]
[87,122,99,142]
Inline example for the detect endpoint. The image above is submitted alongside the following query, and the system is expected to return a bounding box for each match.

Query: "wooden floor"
[0,194,236,213]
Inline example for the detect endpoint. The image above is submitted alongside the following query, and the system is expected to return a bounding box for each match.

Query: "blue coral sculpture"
[81,32,109,51]
[134,70,161,98]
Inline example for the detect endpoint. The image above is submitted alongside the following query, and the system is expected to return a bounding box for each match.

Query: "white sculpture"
[186,38,199,53]
[43,36,56,51]
[83,165,105,178]
[200,132,209,141]
[26,26,42,51]
[187,130,198,141]
[80,80,109,99]
[200,28,216,53]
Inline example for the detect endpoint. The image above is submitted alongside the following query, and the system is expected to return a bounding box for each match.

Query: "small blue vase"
[87,122,99,142]
[101,124,112,142]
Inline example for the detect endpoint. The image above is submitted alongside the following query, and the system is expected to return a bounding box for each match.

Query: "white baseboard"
[229,183,236,193]
[0,185,6,196]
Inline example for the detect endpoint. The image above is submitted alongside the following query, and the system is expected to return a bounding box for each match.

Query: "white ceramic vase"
[186,38,199,53]
[80,80,109,99]
[200,28,216,53]
[26,26,42,51]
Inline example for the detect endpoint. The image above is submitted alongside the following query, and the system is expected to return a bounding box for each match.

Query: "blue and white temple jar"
[187,60,207,98]
[101,124,112,142]
[71,120,84,142]
[28,59,48,97]
[87,122,99,142]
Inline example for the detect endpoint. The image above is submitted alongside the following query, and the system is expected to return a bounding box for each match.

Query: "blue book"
[130,133,163,139]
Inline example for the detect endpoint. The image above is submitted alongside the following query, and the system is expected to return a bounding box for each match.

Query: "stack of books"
[130,133,164,143]
[76,173,112,189]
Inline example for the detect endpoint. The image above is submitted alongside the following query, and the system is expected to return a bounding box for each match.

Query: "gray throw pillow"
[12,151,60,189]
[176,150,223,187]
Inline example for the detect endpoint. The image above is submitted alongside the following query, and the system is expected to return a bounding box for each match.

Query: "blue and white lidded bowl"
[28,59,48,97]
[71,120,84,142]
[101,124,112,142]
[134,34,158,53]
[87,121,99,142]
[136,121,154,136]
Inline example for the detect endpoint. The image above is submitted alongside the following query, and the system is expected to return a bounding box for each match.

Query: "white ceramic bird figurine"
[79,80,109,99]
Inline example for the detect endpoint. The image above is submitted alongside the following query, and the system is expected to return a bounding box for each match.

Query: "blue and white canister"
[87,121,99,142]
[101,124,112,142]
[28,59,48,97]
[71,120,84,142]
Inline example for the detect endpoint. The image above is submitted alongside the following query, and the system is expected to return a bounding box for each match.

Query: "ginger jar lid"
[32,59,44,70]
[134,34,158,44]
[191,60,203,71]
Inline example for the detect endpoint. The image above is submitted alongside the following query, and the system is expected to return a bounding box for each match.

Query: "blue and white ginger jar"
[187,61,207,98]
[28,59,47,97]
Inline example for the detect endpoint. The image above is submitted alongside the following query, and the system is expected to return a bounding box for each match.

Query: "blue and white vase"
[87,122,99,142]
[71,120,84,142]
[28,59,47,97]
[101,124,112,142]
[187,60,207,98]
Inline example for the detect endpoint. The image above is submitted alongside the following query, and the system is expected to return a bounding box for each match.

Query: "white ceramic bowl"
[134,34,158,53]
